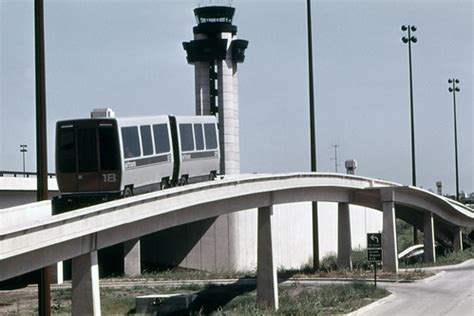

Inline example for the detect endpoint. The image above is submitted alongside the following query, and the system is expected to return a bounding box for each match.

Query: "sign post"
[367,233,382,288]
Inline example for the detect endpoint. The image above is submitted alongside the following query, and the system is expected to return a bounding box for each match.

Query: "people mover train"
[53,109,219,212]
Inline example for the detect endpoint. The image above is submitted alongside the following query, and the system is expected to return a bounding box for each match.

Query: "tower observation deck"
[183,6,248,175]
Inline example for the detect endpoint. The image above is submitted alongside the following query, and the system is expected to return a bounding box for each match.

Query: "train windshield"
[57,122,120,173]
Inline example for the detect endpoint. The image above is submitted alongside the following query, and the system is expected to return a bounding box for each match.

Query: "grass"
[212,283,388,315]
[278,251,430,281]
[119,267,253,281]
[47,282,388,315]
[50,284,211,315]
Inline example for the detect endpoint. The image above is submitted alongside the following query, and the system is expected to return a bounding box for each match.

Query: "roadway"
[358,260,474,316]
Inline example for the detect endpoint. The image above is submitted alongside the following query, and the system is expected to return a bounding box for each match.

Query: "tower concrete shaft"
[184,6,248,175]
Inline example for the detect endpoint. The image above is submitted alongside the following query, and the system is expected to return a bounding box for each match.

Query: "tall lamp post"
[401,25,418,187]
[20,144,28,175]
[306,0,319,269]
[401,25,418,243]
[448,79,460,201]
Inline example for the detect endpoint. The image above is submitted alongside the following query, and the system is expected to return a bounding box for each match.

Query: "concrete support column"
[50,262,63,284]
[382,199,398,273]
[72,251,101,316]
[257,206,278,310]
[337,202,352,269]
[124,238,141,276]
[423,212,436,263]
[453,226,463,252]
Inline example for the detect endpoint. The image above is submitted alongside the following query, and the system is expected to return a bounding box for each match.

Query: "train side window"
[58,128,76,172]
[77,128,98,172]
[99,126,120,170]
[122,126,141,159]
[204,123,218,149]
[194,124,204,150]
[153,124,170,154]
[140,125,153,156]
[179,124,194,151]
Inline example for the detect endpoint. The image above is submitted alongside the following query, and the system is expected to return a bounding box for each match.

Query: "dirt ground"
[0,286,41,314]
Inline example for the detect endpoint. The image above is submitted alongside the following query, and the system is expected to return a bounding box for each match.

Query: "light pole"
[448,78,460,201]
[401,25,418,244]
[401,25,418,187]
[20,144,28,175]
[306,0,319,269]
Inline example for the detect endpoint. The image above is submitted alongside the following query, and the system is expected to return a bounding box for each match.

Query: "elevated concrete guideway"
[1,172,473,279]
[0,173,474,280]
[1,173,472,312]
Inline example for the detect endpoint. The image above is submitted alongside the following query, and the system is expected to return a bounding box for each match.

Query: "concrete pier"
[423,212,436,263]
[381,189,398,273]
[453,226,463,252]
[257,206,278,310]
[72,251,101,315]
[337,202,352,269]
[124,238,141,276]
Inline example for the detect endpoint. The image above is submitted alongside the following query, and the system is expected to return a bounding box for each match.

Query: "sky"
[0,0,472,195]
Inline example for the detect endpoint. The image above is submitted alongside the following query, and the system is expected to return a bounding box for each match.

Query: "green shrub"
[320,253,338,272]
[352,248,372,270]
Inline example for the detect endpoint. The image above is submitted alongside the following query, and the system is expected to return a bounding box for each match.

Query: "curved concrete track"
[1,173,473,281]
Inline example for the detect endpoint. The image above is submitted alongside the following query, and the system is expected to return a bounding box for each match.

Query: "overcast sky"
[0,0,472,194]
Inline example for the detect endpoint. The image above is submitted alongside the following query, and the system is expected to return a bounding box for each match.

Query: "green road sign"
[367,233,382,249]
[368,248,382,262]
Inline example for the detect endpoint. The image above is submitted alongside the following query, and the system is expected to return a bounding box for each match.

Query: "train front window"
[179,124,194,151]
[153,124,170,154]
[99,126,119,171]
[77,128,98,172]
[58,127,76,172]
[122,126,141,158]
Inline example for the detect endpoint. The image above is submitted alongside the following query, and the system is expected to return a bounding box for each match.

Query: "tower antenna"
[331,144,340,173]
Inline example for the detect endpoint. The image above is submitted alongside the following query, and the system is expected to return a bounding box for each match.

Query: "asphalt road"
[358,260,474,316]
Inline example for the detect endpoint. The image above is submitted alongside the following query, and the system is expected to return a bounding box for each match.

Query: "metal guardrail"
[0,171,55,178]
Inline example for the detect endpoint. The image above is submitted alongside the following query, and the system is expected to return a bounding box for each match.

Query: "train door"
[57,124,78,193]
[98,123,121,192]
[76,122,100,192]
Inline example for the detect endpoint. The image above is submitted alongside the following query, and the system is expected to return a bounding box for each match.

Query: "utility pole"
[35,0,51,315]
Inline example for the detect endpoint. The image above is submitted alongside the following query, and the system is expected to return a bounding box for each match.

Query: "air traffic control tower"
[183,6,248,175]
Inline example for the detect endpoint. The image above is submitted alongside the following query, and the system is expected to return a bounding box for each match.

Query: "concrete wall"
[141,201,382,271]
[0,176,58,192]
[0,176,59,227]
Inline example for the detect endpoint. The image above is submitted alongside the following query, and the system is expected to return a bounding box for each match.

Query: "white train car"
[173,115,220,185]
[118,115,175,195]
[54,109,219,212]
